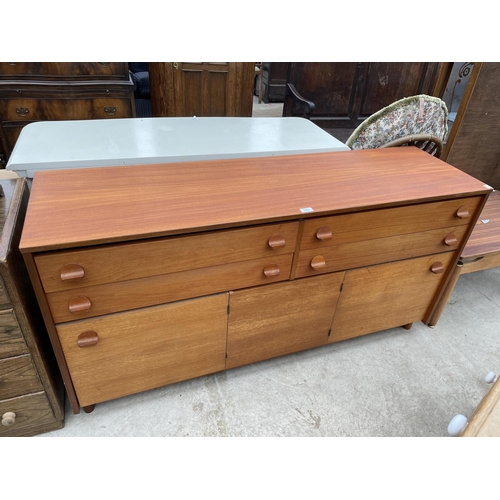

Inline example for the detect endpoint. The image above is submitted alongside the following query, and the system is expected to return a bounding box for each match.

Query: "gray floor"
[35,98,500,438]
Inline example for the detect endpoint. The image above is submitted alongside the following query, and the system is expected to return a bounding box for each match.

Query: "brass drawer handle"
[456,206,470,219]
[78,330,99,348]
[98,62,109,67]
[69,296,92,313]
[15,107,29,117]
[316,226,333,241]
[8,62,17,66]
[2,412,16,427]
[60,264,85,282]
[263,264,280,278]
[310,255,326,270]
[268,233,286,249]
[430,262,444,274]
[444,233,458,246]
[104,106,117,116]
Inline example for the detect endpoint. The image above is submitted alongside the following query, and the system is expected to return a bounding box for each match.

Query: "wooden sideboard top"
[19,148,492,253]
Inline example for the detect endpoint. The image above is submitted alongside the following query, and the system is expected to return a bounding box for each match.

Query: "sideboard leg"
[402,323,413,330]
[83,405,95,414]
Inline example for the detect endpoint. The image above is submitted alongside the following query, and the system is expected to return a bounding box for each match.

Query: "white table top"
[7,117,350,178]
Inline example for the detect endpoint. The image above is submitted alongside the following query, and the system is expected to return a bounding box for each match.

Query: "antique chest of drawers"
[19,148,491,414]
[0,179,64,436]
[0,62,135,166]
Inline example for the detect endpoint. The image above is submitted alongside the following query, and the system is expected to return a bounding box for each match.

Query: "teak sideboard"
[19,148,491,414]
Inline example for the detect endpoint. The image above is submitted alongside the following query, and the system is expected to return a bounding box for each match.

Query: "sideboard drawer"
[0,355,43,400]
[0,309,28,359]
[300,197,483,251]
[296,224,469,277]
[0,98,133,121]
[46,254,293,322]
[56,293,228,407]
[35,222,299,293]
[0,392,56,436]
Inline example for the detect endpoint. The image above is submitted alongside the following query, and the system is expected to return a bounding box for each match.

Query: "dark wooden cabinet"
[283,62,449,128]
[259,62,289,103]
[149,62,255,117]
[442,62,500,190]
[0,63,136,167]
[0,179,64,436]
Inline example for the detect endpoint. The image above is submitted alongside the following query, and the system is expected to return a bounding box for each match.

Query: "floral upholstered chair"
[345,94,449,158]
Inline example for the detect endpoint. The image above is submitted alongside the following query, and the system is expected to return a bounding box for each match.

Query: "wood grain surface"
[19,148,491,253]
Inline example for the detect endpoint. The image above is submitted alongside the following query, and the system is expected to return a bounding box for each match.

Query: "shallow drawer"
[0,309,28,360]
[300,197,483,251]
[36,222,299,293]
[0,62,129,80]
[0,392,56,436]
[47,254,294,323]
[296,225,468,277]
[0,276,11,309]
[0,98,133,121]
[0,355,43,400]
[56,293,228,407]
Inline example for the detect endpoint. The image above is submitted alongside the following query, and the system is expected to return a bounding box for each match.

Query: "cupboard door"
[56,294,228,407]
[329,253,455,342]
[226,273,344,369]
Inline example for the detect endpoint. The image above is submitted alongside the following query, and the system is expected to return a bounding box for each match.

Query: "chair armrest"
[286,83,315,119]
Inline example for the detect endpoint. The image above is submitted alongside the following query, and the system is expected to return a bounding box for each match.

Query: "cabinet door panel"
[330,252,455,342]
[227,273,344,369]
[56,294,228,407]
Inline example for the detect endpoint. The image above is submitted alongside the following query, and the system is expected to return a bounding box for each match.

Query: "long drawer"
[47,254,294,323]
[300,197,483,251]
[0,392,56,436]
[0,308,28,359]
[296,225,468,277]
[0,355,43,400]
[0,98,133,121]
[35,222,299,293]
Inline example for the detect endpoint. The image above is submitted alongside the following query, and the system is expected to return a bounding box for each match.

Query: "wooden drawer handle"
[456,206,470,219]
[316,226,333,241]
[60,264,85,282]
[310,255,326,270]
[77,330,99,348]
[444,233,458,246]
[69,296,92,313]
[263,264,280,278]
[430,262,445,274]
[268,234,286,249]
[2,412,16,427]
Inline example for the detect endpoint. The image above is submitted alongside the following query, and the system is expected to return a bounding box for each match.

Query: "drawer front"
[296,225,468,277]
[300,197,483,251]
[36,222,299,293]
[47,254,294,323]
[0,355,43,400]
[0,392,56,436]
[0,62,129,80]
[0,98,133,121]
[0,309,28,359]
[0,276,11,309]
[56,293,228,407]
